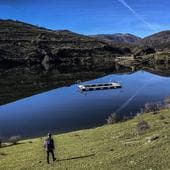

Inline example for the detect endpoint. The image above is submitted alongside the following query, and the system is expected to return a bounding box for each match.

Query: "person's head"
[48,133,52,138]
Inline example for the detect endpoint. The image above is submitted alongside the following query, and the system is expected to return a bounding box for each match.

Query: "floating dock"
[78,82,121,91]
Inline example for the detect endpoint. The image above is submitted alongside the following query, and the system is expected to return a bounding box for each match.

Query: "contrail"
[115,83,146,114]
[117,0,157,31]
[115,77,157,114]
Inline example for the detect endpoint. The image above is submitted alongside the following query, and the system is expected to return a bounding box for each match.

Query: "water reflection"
[0,69,170,138]
[0,64,133,105]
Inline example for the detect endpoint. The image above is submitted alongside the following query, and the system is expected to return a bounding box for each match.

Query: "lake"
[0,70,170,138]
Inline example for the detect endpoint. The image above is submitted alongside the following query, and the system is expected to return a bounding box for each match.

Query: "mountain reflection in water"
[0,64,170,138]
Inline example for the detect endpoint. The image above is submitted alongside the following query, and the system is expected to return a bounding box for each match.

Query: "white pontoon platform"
[78,82,121,91]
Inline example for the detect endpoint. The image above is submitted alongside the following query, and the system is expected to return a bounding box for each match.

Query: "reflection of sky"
[0,71,170,138]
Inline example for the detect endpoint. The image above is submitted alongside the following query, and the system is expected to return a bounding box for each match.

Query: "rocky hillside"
[1,19,170,66]
[92,31,170,55]
[138,30,170,51]
[0,20,132,66]
[91,33,141,43]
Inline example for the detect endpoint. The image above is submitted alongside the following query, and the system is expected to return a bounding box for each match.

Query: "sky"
[0,0,169,37]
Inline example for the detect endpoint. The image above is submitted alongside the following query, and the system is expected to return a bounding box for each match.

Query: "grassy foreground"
[0,110,170,170]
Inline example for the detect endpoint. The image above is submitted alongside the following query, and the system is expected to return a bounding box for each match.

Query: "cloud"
[117,0,158,31]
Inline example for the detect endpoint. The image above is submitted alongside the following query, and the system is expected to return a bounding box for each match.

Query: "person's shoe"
[53,158,56,161]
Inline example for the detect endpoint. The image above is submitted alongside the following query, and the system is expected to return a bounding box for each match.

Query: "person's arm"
[43,140,47,149]
[52,139,55,149]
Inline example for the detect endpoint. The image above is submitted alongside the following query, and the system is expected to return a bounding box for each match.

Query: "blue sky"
[0,0,169,37]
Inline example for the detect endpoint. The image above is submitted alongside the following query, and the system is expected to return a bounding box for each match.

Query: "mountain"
[0,19,132,66]
[138,31,170,51]
[90,33,141,43]
[1,19,170,67]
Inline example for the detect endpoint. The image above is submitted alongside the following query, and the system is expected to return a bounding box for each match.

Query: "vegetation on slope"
[138,30,170,51]
[1,19,170,66]
[0,110,170,170]
[90,33,141,43]
[0,19,132,65]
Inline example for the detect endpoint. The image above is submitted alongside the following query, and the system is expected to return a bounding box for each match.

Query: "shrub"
[9,136,21,145]
[159,115,166,120]
[106,113,121,124]
[144,102,162,114]
[136,120,150,134]
[164,96,170,109]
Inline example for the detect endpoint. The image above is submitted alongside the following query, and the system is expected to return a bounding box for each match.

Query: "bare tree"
[106,113,120,124]
[164,96,170,109]
[9,136,21,145]
[136,120,150,134]
[144,102,162,114]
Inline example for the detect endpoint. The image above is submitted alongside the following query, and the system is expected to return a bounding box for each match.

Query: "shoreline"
[1,109,170,169]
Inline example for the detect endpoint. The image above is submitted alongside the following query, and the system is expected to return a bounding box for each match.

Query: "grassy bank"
[0,110,170,170]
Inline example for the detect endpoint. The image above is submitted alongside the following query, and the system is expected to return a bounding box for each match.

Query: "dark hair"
[48,133,52,137]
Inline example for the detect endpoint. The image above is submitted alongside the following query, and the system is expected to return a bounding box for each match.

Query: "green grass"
[0,110,170,170]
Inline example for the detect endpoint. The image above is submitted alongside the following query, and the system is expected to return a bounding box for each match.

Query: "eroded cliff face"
[0,20,132,66]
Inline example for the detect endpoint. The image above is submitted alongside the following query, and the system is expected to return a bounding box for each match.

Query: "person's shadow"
[56,153,95,162]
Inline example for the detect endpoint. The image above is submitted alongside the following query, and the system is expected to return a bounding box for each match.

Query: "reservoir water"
[0,70,170,138]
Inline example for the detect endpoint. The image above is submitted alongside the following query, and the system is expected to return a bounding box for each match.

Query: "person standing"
[44,133,56,164]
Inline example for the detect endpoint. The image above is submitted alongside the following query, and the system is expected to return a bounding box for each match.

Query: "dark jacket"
[44,138,55,151]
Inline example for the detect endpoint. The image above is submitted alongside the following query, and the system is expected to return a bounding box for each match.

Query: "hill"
[0,19,132,66]
[138,30,170,51]
[91,33,141,43]
[1,20,170,66]
[0,109,170,169]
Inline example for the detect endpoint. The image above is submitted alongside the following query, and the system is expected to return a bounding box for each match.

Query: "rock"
[145,134,159,143]
[41,55,50,71]
[130,160,136,165]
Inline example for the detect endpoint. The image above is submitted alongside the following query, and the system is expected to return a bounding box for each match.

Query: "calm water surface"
[0,70,170,138]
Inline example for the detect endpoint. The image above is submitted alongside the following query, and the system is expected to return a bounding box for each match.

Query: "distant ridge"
[138,30,170,51]
[90,33,141,43]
